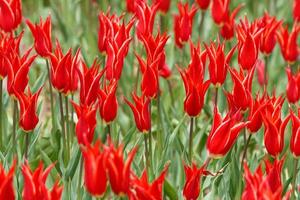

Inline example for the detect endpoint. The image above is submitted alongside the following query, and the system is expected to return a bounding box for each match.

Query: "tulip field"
[1,0,300,199]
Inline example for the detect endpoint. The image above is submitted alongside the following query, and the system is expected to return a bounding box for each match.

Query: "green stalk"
[77,156,83,199]
[189,117,194,163]
[291,158,299,200]
[59,93,68,161]
[12,100,18,153]
[0,79,3,150]
[46,59,56,130]
[65,96,71,156]
[148,101,153,171]
[264,55,269,89]
[24,132,30,159]
[214,87,219,106]
[240,133,252,169]
[199,11,206,35]
[167,79,175,107]
[144,134,149,173]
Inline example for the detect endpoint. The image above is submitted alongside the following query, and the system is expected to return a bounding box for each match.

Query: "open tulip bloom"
[1,0,300,199]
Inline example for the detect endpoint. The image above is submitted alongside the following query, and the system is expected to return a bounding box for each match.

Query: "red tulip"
[49,41,80,95]
[0,160,16,200]
[183,163,205,200]
[226,67,254,111]
[255,59,267,86]
[211,0,229,25]
[0,32,23,79]
[136,53,160,99]
[98,80,118,124]
[124,93,151,133]
[207,107,246,158]
[72,103,97,145]
[77,59,105,106]
[126,0,144,13]
[261,96,290,157]
[290,109,300,157]
[259,13,282,55]
[26,16,52,57]
[81,140,107,196]
[106,141,137,196]
[293,0,300,21]
[0,0,22,32]
[236,19,263,70]
[174,2,197,48]
[286,67,299,104]
[130,164,168,200]
[242,159,284,200]
[22,161,63,200]
[16,88,42,132]
[6,48,37,97]
[154,0,171,13]
[136,1,158,40]
[196,0,210,10]
[205,39,236,86]
[246,94,267,133]
[220,4,243,40]
[277,23,300,63]
[179,42,210,117]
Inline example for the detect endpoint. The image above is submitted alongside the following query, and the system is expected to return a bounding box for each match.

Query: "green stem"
[77,156,83,199]
[214,87,219,106]
[46,59,56,130]
[167,79,175,107]
[292,158,299,200]
[65,96,70,155]
[199,10,206,35]
[144,134,149,172]
[241,134,252,170]
[264,55,269,88]
[0,79,3,150]
[24,132,30,159]
[189,117,194,163]
[59,93,68,161]
[12,100,18,153]
[148,101,152,171]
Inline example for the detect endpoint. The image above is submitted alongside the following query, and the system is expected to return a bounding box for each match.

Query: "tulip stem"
[214,87,219,106]
[167,79,175,107]
[12,100,18,153]
[264,55,269,88]
[46,59,56,131]
[199,11,206,35]
[189,117,194,163]
[291,158,299,200]
[144,134,149,172]
[148,101,153,172]
[0,79,2,150]
[240,134,252,169]
[24,132,30,159]
[59,93,68,161]
[77,156,83,199]
[65,96,71,156]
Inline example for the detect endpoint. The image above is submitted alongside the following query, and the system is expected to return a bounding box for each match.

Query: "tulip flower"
[242,159,284,200]
[49,41,80,95]
[174,2,197,48]
[131,164,169,200]
[205,39,236,86]
[126,0,144,13]
[220,4,243,40]
[98,80,118,124]
[15,88,42,132]
[211,0,229,25]
[154,0,171,13]
[293,0,300,21]
[71,102,97,145]
[77,59,105,106]
[183,163,205,200]
[255,59,267,86]
[277,23,300,63]
[236,19,263,70]
[124,93,151,133]
[286,67,299,104]
[6,48,37,97]
[261,96,290,157]
[290,109,300,157]
[140,32,171,79]
[26,16,52,57]
[207,107,246,158]
[81,140,107,196]
[136,1,159,40]
[259,13,282,55]
[106,141,137,196]
[196,0,210,10]
[0,0,22,32]
[247,94,267,133]
[0,160,16,200]
[98,12,134,54]
[179,42,210,117]
[22,161,63,200]
[0,32,23,79]
[226,67,254,111]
